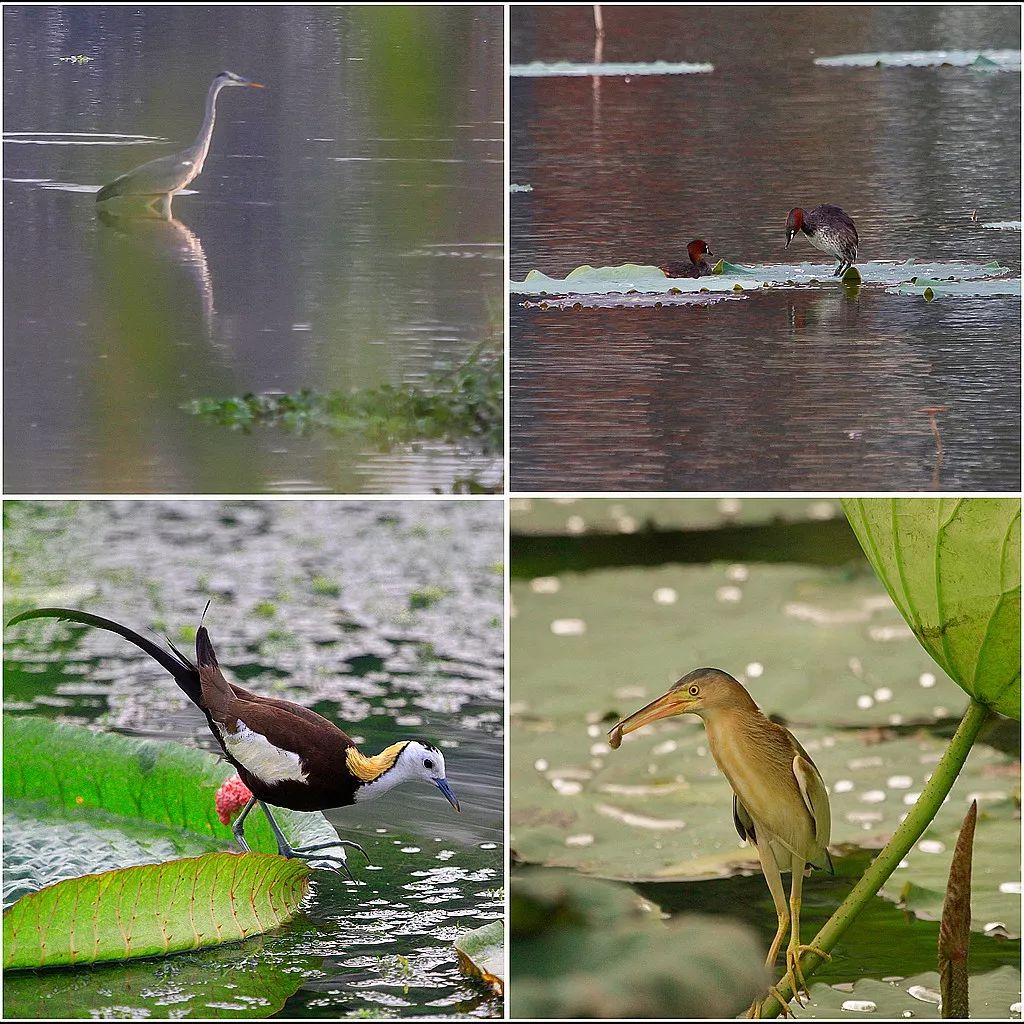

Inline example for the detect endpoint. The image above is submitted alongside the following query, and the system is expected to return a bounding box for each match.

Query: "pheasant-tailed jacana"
[8,608,460,876]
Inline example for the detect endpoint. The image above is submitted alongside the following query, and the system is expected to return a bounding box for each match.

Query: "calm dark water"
[510,5,1021,491]
[3,499,503,1018]
[4,6,503,494]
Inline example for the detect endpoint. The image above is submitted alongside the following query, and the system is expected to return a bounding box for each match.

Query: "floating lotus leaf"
[455,920,504,995]
[814,49,1021,69]
[799,966,1021,1019]
[511,260,1011,296]
[4,853,309,970]
[510,60,714,77]
[842,499,1021,719]
[887,277,1021,299]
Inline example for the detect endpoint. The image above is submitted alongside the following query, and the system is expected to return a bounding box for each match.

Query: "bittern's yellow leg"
[746,840,792,1019]
[783,860,832,1006]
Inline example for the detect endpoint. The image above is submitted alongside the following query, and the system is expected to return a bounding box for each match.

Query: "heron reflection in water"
[96,71,264,216]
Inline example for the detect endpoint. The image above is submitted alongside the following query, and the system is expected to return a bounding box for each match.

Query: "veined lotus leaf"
[842,499,1021,719]
[3,853,309,970]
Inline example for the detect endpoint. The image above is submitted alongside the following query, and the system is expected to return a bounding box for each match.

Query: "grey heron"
[96,70,264,214]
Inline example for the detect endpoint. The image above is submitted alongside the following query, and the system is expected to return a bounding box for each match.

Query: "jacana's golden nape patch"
[346,741,408,782]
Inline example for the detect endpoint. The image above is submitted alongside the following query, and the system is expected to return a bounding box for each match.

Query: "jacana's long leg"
[231,796,257,852]
[257,801,367,878]
[747,841,791,1019]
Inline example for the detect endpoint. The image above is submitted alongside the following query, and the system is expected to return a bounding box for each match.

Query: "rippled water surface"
[510,6,1021,491]
[3,500,503,1018]
[4,6,503,494]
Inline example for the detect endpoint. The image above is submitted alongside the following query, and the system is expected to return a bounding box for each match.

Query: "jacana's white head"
[350,740,460,810]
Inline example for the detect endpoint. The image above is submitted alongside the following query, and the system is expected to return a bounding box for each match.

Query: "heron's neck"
[193,79,225,165]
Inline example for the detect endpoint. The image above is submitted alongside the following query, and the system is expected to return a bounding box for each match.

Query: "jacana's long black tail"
[7,607,202,706]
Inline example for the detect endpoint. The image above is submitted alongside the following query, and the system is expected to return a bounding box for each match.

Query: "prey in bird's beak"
[608,685,696,749]
[434,777,461,812]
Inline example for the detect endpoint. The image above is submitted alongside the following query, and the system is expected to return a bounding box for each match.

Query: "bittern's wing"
[732,793,756,845]
[793,754,834,873]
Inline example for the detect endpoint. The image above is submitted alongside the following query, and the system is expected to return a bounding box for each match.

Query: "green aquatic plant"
[187,343,501,455]
[758,498,1020,1017]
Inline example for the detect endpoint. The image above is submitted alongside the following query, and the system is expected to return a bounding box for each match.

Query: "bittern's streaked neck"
[608,668,757,747]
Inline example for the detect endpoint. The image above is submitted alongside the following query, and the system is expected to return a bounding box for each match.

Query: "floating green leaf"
[509,60,714,77]
[888,278,1021,299]
[511,869,766,1019]
[4,852,308,970]
[841,499,1021,719]
[455,920,504,995]
[814,49,1021,69]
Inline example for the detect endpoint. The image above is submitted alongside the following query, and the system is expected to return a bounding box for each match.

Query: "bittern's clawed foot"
[784,943,830,1005]
[746,986,797,1019]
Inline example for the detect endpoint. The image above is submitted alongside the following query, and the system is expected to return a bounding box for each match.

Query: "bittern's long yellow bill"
[608,687,691,749]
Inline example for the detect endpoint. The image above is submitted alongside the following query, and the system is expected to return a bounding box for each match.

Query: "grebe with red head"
[661,239,717,279]
[785,205,859,276]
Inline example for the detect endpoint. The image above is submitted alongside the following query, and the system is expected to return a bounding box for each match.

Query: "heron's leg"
[746,840,791,1018]
[231,796,257,852]
[158,193,172,219]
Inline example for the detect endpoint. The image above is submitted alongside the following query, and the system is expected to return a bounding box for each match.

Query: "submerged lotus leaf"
[799,966,1021,1019]
[815,49,1022,69]
[511,869,767,1019]
[842,499,1021,719]
[2,934,307,1019]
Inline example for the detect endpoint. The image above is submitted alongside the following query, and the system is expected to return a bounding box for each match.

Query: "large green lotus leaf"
[879,798,1020,939]
[510,563,968,730]
[2,937,307,1019]
[510,869,766,1019]
[4,852,308,970]
[455,920,504,995]
[510,496,847,536]
[799,966,1021,1019]
[3,715,342,861]
[842,499,1021,719]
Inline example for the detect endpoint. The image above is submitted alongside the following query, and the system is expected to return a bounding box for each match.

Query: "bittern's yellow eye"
[688,685,700,696]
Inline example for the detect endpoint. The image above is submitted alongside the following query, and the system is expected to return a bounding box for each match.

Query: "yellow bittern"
[609,668,833,1017]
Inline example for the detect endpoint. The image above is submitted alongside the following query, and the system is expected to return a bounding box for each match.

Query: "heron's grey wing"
[97,152,196,201]
[732,793,756,845]
[793,754,833,872]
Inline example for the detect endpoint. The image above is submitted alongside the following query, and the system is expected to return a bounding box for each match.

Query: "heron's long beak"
[246,81,265,88]
[785,232,793,249]
[435,777,461,812]
[608,688,691,748]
